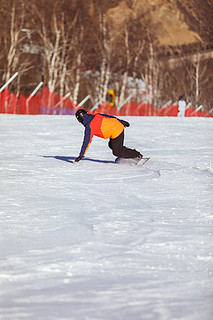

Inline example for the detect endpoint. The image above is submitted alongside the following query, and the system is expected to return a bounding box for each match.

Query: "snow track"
[0,115,213,320]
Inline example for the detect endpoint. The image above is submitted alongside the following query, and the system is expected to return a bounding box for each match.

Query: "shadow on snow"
[43,155,115,164]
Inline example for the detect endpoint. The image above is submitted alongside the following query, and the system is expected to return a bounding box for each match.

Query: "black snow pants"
[108,131,141,159]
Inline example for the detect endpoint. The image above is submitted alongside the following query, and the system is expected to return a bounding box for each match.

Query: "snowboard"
[115,157,150,165]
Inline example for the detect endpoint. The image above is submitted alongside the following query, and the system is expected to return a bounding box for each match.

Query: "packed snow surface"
[0,115,213,320]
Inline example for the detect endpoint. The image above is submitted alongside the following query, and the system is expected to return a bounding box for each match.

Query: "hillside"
[71,0,212,53]
[0,0,212,109]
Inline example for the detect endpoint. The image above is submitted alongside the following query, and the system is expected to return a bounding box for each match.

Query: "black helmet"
[75,109,87,124]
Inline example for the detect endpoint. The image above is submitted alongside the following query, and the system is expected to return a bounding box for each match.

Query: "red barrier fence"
[93,101,212,117]
[0,86,76,115]
[0,86,212,117]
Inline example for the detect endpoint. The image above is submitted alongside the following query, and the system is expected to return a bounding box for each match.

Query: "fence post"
[26,81,43,114]
[53,92,71,114]
[90,97,105,112]
[0,72,19,92]
[117,95,132,112]
[77,95,91,108]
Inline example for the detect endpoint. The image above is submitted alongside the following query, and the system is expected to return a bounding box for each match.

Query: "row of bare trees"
[1,0,86,102]
[0,0,212,110]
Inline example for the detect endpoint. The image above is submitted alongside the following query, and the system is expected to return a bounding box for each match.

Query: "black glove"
[120,119,130,127]
[75,156,84,162]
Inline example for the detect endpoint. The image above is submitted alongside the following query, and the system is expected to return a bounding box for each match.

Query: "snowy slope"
[0,115,213,320]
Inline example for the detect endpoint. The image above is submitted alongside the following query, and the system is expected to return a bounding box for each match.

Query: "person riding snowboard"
[75,109,142,163]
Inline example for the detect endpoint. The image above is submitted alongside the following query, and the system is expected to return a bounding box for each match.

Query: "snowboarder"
[75,109,142,162]
[178,96,186,117]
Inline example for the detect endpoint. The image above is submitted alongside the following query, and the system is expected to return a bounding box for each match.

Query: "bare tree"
[193,53,209,109]
[0,0,36,105]
[142,38,160,107]
[31,1,81,107]
[95,12,112,101]
[132,40,145,79]
[2,0,33,92]
[4,1,23,82]
[118,25,130,106]
[72,25,84,104]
